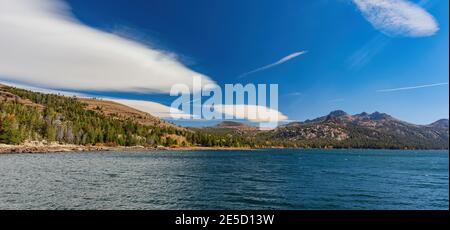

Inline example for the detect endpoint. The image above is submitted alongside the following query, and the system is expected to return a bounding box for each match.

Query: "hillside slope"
[78,98,175,128]
[0,85,253,148]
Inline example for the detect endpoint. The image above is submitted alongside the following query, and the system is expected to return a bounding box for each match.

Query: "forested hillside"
[0,85,256,148]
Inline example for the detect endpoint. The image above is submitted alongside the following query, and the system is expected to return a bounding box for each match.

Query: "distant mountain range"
[1,84,448,150]
[200,110,449,149]
[271,110,449,149]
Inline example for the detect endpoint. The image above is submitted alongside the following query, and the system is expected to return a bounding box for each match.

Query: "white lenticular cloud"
[0,0,214,93]
[214,104,289,123]
[353,0,439,37]
[104,100,289,124]
[110,99,193,119]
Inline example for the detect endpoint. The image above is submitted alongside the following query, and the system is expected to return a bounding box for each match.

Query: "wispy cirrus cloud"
[348,35,390,70]
[238,51,307,78]
[283,92,303,97]
[377,82,449,92]
[0,0,214,93]
[353,0,439,37]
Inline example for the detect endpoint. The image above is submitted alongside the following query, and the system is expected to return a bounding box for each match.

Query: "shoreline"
[0,143,448,154]
[0,143,254,154]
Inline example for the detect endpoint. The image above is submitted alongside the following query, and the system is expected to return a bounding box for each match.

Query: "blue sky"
[0,0,448,125]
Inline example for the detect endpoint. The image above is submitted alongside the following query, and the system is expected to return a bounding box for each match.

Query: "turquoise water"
[0,149,448,210]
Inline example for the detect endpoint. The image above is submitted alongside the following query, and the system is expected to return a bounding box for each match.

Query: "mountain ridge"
[1,84,448,150]
[269,110,449,149]
[281,110,446,128]
[199,110,449,149]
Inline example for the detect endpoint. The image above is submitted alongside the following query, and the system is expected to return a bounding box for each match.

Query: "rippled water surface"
[0,149,448,209]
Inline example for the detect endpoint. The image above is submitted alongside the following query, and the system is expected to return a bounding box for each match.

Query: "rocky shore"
[0,143,113,154]
[0,142,253,154]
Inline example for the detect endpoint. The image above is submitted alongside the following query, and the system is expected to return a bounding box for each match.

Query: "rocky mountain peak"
[356,112,369,117]
[328,110,348,117]
[369,111,392,120]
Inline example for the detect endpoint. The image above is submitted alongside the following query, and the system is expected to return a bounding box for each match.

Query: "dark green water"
[0,149,448,210]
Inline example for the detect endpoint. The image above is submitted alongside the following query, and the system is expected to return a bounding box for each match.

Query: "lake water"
[0,149,448,210]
